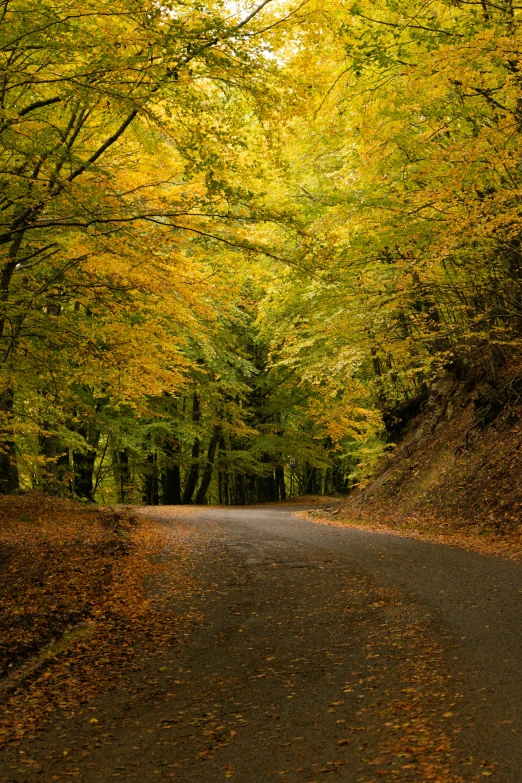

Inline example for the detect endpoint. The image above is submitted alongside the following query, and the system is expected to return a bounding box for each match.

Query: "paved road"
[2,505,521,782]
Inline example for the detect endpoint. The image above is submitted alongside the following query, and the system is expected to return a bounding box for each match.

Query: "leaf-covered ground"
[302,506,522,562]
[0,495,197,749]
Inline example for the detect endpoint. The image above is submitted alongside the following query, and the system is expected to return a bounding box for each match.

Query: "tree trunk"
[162,437,182,504]
[73,426,100,501]
[73,450,96,501]
[235,474,246,505]
[276,465,286,501]
[195,425,221,504]
[38,305,67,495]
[116,449,131,503]
[222,469,230,505]
[218,436,229,505]
[255,454,277,503]
[39,425,69,495]
[0,385,19,494]
[182,393,200,504]
[305,465,317,494]
[143,452,159,505]
[332,458,344,493]
[246,474,257,504]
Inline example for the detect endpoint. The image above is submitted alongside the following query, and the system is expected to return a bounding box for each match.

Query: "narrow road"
[2,505,521,782]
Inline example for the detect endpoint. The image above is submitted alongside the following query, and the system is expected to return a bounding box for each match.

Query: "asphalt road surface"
[2,504,521,782]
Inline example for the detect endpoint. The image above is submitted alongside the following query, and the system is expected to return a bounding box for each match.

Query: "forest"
[1,0,522,506]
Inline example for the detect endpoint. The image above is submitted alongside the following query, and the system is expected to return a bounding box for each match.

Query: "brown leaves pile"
[0,494,195,748]
[0,495,133,677]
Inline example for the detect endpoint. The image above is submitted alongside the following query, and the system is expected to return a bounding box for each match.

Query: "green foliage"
[3,0,522,502]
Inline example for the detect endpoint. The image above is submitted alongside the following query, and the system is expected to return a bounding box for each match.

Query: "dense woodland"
[1,0,521,505]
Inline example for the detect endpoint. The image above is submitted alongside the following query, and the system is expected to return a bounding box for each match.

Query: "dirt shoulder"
[300,506,522,561]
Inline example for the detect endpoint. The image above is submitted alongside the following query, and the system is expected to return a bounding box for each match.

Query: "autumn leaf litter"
[0,494,197,748]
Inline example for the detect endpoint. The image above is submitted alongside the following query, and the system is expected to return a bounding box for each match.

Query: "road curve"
[1,504,521,783]
[196,505,522,781]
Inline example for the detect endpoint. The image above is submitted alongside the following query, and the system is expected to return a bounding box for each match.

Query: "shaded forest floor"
[0,495,197,749]
[306,370,522,560]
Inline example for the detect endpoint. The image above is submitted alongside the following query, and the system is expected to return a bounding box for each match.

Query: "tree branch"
[18,95,62,117]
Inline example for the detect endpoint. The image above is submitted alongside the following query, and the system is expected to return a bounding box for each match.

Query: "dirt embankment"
[334,369,522,552]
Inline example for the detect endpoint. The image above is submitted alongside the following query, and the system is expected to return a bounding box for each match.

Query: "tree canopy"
[1,0,521,504]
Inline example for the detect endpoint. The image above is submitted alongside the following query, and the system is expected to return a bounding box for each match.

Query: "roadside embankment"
[305,369,522,559]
